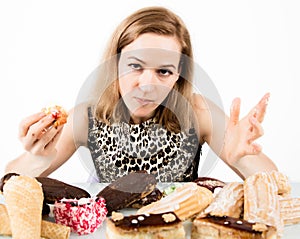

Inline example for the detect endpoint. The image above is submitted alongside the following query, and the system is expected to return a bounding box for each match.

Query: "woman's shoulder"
[190,93,214,142]
[191,93,210,110]
[68,102,90,120]
[69,102,90,146]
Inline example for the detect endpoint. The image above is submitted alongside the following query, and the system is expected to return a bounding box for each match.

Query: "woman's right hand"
[19,111,64,157]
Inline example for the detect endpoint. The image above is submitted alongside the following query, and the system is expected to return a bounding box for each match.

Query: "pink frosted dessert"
[54,197,107,235]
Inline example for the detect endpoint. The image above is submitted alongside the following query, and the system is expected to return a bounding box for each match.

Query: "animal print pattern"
[87,108,201,182]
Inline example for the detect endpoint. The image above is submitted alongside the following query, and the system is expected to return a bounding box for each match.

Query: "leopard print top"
[87,108,202,182]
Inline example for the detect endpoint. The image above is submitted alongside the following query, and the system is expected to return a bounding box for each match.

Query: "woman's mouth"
[134,97,155,106]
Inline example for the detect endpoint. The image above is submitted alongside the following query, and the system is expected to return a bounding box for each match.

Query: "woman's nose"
[138,69,156,92]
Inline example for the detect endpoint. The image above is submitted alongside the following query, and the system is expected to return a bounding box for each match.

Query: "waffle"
[280,197,300,225]
[0,203,71,239]
[270,171,291,197]
[3,175,44,239]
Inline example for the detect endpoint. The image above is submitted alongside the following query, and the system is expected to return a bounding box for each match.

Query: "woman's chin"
[130,110,156,124]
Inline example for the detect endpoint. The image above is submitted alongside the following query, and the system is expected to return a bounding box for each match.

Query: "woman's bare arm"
[193,93,277,179]
[5,104,89,177]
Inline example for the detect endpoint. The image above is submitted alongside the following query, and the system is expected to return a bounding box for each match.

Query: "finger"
[26,114,56,141]
[248,142,262,155]
[229,97,241,125]
[44,128,63,152]
[21,119,54,149]
[247,116,264,142]
[29,126,63,155]
[37,125,63,147]
[252,93,270,123]
[19,112,46,138]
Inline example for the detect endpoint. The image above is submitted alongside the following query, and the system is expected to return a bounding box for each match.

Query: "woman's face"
[118,33,182,123]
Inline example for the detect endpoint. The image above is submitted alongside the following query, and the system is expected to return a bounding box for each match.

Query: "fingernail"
[253,108,258,117]
[48,114,55,119]
[264,94,270,105]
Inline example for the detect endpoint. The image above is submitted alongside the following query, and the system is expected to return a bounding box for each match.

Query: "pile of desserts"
[102,171,300,239]
[0,170,299,239]
[0,175,71,239]
[0,173,108,238]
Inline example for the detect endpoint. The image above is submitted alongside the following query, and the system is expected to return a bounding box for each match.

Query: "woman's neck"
[130,113,155,124]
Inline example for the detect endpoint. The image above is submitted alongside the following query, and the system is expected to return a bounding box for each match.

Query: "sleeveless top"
[87,108,202,183]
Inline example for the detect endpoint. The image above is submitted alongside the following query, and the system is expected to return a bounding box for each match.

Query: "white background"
[0,0,299,183]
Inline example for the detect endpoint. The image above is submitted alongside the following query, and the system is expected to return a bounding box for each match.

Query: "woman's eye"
[158,69,173,76]
[128,63,142,70]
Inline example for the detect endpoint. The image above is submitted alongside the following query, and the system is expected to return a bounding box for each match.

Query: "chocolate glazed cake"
[35,177,90,204]
[97,171,157,215]
[106,211,185,239]
[192,215,266,239]
[128,187,163,209]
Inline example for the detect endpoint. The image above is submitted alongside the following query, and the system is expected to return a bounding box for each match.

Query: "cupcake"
[53,197,107,235]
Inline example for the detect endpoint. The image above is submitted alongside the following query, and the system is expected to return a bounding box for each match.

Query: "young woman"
[5,6,277,182]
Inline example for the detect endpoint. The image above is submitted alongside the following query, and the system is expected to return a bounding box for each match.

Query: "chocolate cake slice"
[35,177,90,204]
[97,171,157,214]
[128,187,163,209]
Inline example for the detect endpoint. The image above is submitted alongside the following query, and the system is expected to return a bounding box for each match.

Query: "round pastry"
[42,105,68,127]
[53,197,107,235]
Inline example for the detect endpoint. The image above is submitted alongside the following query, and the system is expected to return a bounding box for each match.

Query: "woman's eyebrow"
[127,56,176,70]
[127,56,146,64]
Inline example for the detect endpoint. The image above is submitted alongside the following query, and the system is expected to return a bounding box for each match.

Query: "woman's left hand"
[223,93,270,165]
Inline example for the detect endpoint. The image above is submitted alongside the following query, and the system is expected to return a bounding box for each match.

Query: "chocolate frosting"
[203,215,262,234]
[97,171,156,214]
[0,172,19,192]
[193,177,226,192]
[111,212,181,230]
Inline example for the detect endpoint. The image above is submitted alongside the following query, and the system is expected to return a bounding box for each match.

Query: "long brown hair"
[94,6,195,132]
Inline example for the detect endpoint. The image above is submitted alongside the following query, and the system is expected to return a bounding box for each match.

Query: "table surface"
[1,182,300,239]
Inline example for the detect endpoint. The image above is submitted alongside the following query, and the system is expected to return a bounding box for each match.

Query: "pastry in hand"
[42,105,68,127]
